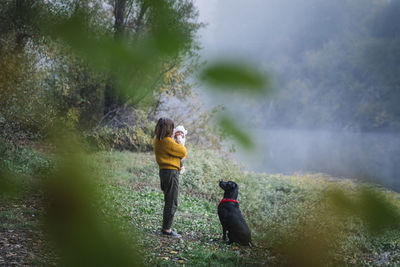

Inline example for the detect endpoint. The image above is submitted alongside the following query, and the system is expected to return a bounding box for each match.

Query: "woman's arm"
[167,139,187,159]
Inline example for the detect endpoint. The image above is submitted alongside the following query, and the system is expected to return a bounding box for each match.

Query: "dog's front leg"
[222,226,227,241]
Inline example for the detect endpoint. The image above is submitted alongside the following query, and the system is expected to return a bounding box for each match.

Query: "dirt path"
[0,195,56,266]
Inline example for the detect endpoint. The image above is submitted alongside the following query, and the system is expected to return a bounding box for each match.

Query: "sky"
[194,0,319,60]
[193,0,218,56]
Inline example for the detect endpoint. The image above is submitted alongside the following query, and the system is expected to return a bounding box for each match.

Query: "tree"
[103,0,202,115]
[0,0,202,139]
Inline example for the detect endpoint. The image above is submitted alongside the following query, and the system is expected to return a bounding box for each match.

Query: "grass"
[2,146,400,266]
[94,150,269,266]
[100,185,264,266]
[90,149,400,266]
[0,193,56,266]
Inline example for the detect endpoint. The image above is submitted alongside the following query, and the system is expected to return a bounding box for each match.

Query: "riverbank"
[1,148,400,265]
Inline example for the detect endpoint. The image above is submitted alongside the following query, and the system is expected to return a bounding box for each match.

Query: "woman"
[153,118,187,237]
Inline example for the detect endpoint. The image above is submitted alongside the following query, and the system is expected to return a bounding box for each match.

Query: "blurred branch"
[132,1,149,41]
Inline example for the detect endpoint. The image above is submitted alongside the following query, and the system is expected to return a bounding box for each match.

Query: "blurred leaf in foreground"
[328,186,400,234]
[276,213,341,267]
[0,140,24,197]
[43,130,142,266]
[199,61,269,93]
[218,114,253,149]
[0,168,22,197]
[262,184,400,266]
[200,62,270,149]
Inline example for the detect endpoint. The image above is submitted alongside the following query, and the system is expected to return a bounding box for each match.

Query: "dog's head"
[219,181,239,200]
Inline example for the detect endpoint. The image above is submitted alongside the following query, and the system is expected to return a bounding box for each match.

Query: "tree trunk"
[104,0,127,114]
[104,81,117,114]
[114,0,126,40]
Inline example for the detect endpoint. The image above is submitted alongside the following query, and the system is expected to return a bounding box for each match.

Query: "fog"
[195,0,400,190]
[234,129,400,190]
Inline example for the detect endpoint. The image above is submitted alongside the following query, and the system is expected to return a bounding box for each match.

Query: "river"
[234,129,400,191]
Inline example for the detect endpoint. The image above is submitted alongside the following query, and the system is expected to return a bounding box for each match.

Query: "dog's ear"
[227,181,237,190]
[232,182,238,190]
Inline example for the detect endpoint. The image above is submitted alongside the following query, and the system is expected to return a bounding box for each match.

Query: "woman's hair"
[155,118,174,140]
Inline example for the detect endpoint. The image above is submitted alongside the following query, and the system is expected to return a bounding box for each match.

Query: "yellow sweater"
[153,136,187,170]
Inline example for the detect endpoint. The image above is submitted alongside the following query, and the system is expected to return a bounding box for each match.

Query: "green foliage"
[0,138,51,177]
[0,137,52,198]
[200,61,269,93]
[197,60,271,149]
[39,136,144,266]
[86,125,153,152]
[0,0,263,151]
[0,37,57,142]
[328,187,400,234]
[41,0,202,111]
[85,107,155,151]
[44,43,107,129]
[0,0,204,145]
[217,114,253,149]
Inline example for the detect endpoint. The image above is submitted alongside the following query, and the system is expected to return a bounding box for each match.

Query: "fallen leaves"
[0,196,57,266]
[160,256,185,264]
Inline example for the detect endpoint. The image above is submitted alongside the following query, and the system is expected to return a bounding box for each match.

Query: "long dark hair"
[155,118,174,140]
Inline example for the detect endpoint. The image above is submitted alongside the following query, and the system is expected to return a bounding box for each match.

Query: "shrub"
[86,125,154,152]
[0,137,53,197]
[85,106,156,152]
[181,148,243,199]
[0,138,52,177]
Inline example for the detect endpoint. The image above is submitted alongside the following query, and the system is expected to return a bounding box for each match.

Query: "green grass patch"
[95,148,400,266]
[2,146,400,266]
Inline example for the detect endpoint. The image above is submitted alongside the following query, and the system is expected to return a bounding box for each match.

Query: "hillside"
[1,148,400,266]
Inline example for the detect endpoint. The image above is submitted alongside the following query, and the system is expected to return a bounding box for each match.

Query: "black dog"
[218,181,251,245]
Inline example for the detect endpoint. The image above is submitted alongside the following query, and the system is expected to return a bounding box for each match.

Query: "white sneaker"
[179,166,185,174]
[162,230,182,238]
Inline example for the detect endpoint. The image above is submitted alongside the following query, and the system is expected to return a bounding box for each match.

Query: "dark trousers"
[159,169,179,230]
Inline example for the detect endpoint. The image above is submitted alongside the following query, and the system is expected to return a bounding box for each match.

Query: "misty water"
[194,0,400,191]
[234,129,400,191]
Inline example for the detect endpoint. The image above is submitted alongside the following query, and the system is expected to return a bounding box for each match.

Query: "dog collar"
[218,199,239,207]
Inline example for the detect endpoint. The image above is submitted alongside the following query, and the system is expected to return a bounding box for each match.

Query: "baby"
[173,125,187,174]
